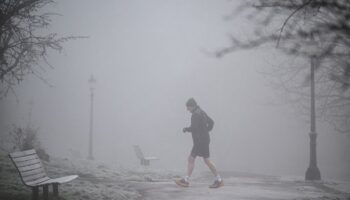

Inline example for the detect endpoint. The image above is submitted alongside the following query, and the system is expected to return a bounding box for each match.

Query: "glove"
[183,127,189,133]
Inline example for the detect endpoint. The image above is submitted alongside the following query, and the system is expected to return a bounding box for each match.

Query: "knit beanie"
[186,98,197,107]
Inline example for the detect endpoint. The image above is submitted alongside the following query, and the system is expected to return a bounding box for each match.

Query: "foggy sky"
[2,0,350,181]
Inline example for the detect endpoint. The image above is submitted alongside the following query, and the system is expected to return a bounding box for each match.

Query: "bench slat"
[12,154,39,162]
[21,167,46,177]
[22,172,48,182]
[42,175,78,184]
[144,156,158,160]
[26,177,51,186]
[133,145,144,159]
[17,163,43,172]
[15,159,41,168]
[10,149,36,158]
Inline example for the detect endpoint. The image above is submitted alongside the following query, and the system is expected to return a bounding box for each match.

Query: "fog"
[2,0,350,181]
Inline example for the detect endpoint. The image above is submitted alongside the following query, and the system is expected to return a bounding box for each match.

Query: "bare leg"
[187,155,196,177]
[203,158,218,176]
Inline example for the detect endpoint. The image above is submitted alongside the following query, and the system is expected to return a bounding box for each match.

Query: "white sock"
[216,175,222,182]
[184,176,190,182]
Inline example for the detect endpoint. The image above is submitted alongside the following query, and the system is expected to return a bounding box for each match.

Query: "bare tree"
[218,0,350,87]
[217,0,350,133]
[0,124,50,161]
[0,0,81,98]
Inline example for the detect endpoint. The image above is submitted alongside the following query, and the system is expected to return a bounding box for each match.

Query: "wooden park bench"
[9,149,78,200]
[133,145,158,166]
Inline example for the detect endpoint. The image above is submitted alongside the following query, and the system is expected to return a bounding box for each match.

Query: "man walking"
[175,98,223,188]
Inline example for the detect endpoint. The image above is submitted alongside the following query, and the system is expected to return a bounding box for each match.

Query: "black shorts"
[190,141,210,158]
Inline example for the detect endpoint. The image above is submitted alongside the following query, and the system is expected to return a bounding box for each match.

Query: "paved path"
[131,172,350,200]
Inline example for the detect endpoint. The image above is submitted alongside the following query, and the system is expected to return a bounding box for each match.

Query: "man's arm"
[183,113,201,133]
[205,113,214,131]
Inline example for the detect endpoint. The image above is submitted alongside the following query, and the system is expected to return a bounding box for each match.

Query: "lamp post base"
[305,166,321,180]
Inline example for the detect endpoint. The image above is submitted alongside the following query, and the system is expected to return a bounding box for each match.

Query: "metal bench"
[133,145,158,166]
[9,149,78,200]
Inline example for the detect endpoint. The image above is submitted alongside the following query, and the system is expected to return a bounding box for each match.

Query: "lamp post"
[305,56,321,180]
[88,75,96,160]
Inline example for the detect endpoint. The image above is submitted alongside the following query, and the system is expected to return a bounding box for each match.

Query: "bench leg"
[43,185,49,200]
[32,187,39,200]
[53,183,59,197]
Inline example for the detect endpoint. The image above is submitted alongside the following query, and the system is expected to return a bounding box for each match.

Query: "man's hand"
[183,127,189,133]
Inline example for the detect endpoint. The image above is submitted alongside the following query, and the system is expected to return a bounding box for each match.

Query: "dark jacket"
[186,106,213,145]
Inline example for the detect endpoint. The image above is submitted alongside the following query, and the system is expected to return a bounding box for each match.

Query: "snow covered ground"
[0,153,142,200]
[1,152,349,200]
[132,171,350,200]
